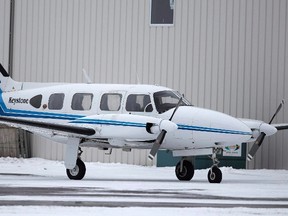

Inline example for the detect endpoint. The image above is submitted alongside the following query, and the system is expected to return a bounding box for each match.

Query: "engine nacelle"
[239,118,277,138]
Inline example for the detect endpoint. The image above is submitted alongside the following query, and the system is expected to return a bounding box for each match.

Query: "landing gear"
[66,158,86,180]
[207,148,222,183]
[175,160,194,181]
[66,147,86,180]
[208,166,222,183]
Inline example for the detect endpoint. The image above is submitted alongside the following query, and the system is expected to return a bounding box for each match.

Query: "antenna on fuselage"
[136,74,141,84]
[82,68,93,84]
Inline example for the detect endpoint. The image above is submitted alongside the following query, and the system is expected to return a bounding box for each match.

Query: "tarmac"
[1,173,288,209]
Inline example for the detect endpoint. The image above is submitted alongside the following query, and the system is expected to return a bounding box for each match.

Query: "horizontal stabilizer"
[0,63,22,92]
[0,64,9,77]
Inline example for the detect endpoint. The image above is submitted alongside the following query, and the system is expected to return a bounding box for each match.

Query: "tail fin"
[0,64,22,92]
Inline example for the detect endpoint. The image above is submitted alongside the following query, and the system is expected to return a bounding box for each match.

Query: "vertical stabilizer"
[0,64,22,92]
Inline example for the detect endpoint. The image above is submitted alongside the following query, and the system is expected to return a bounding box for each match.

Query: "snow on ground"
[0,157,288,215]
[1,206,287,216]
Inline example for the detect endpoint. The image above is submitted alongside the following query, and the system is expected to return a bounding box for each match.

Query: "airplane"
[0,63,287,183]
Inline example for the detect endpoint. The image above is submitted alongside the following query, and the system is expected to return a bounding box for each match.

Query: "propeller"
[148,98,182,160]
[247,100,285,161]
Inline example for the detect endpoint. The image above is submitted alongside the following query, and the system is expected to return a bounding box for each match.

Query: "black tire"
[208,166,222,183]
[175,160,194,181]
[66,158,86,180]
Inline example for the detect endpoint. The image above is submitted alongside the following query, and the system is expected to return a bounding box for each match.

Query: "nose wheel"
[208,166,222,183]
[207,148,222,183]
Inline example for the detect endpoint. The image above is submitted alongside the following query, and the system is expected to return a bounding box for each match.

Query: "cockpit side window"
[126,94,152,112]
[153,91,190,113]
[100,93,122,111]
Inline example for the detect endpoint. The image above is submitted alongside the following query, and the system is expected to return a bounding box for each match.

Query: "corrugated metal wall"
[2,0,288,168]
[0,0,10,67]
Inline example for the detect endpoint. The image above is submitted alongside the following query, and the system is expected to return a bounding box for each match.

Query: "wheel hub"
[69,165,79,176]
[178,167,187,177]
[209,171,216,180]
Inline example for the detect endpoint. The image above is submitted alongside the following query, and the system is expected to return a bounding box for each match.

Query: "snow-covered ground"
[0,157,288,215]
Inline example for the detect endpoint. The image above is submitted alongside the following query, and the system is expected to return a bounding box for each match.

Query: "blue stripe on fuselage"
[178,124,252,136]
[72,119,146,128]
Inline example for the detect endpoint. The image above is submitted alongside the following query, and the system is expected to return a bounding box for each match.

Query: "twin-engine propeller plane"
[0,63,287,183]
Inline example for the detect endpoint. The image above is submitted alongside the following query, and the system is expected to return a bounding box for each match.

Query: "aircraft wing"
[0,115,95,137]
[0,113,177,144]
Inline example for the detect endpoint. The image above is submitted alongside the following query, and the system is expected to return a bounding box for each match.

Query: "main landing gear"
[175,159,195,181]
[66,148,86,180]
[175,148,222,183]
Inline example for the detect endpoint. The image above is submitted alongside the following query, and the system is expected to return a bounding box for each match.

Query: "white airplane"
[0,63,287,183]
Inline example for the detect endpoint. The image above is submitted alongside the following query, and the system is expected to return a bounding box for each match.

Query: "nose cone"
[209,111,253,143]
[173,106,252,144]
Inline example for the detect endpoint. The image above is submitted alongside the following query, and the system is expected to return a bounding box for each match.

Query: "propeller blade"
[268,100,285,124]
[169,97,183,121]
[247,132,266,161]
[148,130,167,160]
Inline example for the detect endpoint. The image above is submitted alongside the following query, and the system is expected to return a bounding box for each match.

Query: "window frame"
[100,93,122,112]
[153,90,191,113]
[71,93,94,111]
[125,94,153,113]
[48,93,65,110]
[150,0,175,27]
[29,94,43,109]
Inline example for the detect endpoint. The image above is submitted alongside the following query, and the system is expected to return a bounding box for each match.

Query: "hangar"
[0,0,287,169]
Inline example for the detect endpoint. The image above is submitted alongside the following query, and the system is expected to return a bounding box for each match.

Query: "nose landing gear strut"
[207,148,222,183]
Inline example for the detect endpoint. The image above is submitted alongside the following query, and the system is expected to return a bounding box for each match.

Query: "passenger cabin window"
[100,93,122,111]
[71,93,93,111]
[126,94,152,112]
[153,91,191,113]
[48,93,65,110]
[30,94,42,109]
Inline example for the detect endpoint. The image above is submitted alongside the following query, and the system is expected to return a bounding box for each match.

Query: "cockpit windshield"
[153,91,191,113]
